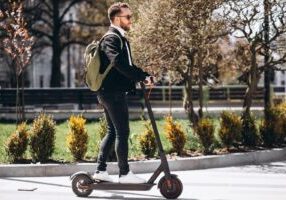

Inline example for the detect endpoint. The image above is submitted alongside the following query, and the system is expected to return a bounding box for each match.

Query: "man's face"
[116,8,132,31]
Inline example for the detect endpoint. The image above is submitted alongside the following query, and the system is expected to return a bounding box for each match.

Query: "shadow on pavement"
[88,190,195,200]
[238,160,286,174]
[0,177,70,188]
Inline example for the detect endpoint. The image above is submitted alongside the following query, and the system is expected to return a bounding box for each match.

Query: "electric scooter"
[70,82,183,199]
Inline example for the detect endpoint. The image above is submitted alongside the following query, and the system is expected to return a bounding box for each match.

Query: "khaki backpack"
[84,32,123,91]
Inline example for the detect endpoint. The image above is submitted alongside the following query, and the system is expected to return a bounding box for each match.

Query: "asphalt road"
[1,161,286,200]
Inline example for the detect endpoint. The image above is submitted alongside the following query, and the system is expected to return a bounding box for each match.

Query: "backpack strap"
[99,32,124,78]
[100,32,123,50]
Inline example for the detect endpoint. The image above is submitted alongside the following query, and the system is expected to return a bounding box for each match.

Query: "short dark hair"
[108,2,130,22]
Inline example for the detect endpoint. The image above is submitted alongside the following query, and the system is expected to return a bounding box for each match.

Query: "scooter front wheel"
[158,175,183,199]
[71,174,93,197]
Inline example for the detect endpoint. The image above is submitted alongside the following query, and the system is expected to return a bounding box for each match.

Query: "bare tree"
[24,0,110,87]
[222,0,286,120]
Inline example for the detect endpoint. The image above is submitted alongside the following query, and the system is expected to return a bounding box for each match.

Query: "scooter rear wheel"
[72,174,93,197]
[159,175,183,199]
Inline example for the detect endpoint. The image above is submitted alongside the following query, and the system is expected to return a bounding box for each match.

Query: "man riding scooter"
[93,2,154,184]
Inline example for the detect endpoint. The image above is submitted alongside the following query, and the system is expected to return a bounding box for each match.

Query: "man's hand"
[143,76,155,86]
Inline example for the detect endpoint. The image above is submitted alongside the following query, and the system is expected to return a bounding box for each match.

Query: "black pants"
[96,91,130,176]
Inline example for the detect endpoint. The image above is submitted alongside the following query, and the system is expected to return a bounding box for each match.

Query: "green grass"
[1,116,266,164]
[0,123,16,163]
[0,118,202,164]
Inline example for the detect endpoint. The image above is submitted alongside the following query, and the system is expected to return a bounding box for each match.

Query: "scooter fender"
[70,171,92,180]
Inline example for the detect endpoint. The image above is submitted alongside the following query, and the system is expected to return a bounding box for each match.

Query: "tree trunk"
[264,0,271,121]
[198,51,204,119]
[16,74,20,125]
[184,67,198,127]
[50,1,62,87]
[169,81,172,116]
[242,46,258,119]
[20,72,25,121]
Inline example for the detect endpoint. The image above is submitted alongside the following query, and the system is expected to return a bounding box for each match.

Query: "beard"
[120,23,131,32]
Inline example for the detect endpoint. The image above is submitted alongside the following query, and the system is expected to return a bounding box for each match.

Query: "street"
[0,161,286,200]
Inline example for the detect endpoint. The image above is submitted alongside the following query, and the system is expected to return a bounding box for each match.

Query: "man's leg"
[96,108,116,172]
[96,92,130,176]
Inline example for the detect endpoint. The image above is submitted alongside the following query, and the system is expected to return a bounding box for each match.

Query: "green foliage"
[259,119,275,147]
[195,118,215,154]
[5,122,29,162]
[272,103,286,143]
[91,116,108,159]
[29,113,56,162]
[164,115,187,155]
[98,116,108,140]
[260,103,286,146]
[218,111,242,148]
[139,120,157,158]
[241,114,259,146]
[66,115,88,160]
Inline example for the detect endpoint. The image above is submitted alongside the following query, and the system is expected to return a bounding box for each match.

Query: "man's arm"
[102,35,148,81]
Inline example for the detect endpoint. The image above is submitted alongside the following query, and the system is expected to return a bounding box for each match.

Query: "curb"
[0,107,265,121]
[0,147,285,177]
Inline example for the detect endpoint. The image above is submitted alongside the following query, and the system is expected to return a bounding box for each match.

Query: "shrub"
[195,118,215,154]
[273,103,286,143]
[5,122,29,162]
[241,114,259,146]
[218,111,242,149]
[260,103,286,146]
[96,116,116,161]
[92,116,108,159]
[259,119,275,147]
[164,115,186,155]
[98,116,107,140]
[66,115,88,160]
[30,113,56,162]
[139,120,157,158]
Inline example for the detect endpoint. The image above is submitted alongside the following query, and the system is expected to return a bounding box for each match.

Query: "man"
[94,2,153,184]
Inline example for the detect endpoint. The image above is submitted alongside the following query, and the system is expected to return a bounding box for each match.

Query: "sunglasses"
[117,15,132,20]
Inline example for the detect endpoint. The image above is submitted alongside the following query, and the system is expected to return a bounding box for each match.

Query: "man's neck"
[110,24,125,37]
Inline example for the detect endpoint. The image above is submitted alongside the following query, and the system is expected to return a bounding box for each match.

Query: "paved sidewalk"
[0,160,286,200]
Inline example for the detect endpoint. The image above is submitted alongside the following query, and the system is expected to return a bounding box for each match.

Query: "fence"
[0,85,285,110]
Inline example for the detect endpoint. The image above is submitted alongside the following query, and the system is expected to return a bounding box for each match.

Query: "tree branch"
[30,28,53,40]
[42,0,53,13]
[61,40,86,51]
[59,0,83,22]
[61,20,109,27]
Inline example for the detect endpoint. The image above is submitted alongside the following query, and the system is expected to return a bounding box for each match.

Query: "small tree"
[164,115,186,155]
[218,111,242,149]
[241,114,259,147]
[5,122,29,162]
[66,115,88,161]
[0,1,33,124]
[139,120,157,158]
[30,113,56,162]
[195,118,215,154]
[260,103,286,146]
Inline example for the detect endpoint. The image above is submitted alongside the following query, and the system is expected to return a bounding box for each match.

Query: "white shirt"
[110,24,133,66]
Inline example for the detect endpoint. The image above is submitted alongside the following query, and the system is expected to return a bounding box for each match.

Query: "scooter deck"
[79,181,155,191]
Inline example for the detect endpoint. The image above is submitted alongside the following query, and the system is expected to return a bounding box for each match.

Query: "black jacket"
[98,27,148,93]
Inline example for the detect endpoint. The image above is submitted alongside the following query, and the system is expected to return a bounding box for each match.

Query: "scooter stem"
[140,82,171,175]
